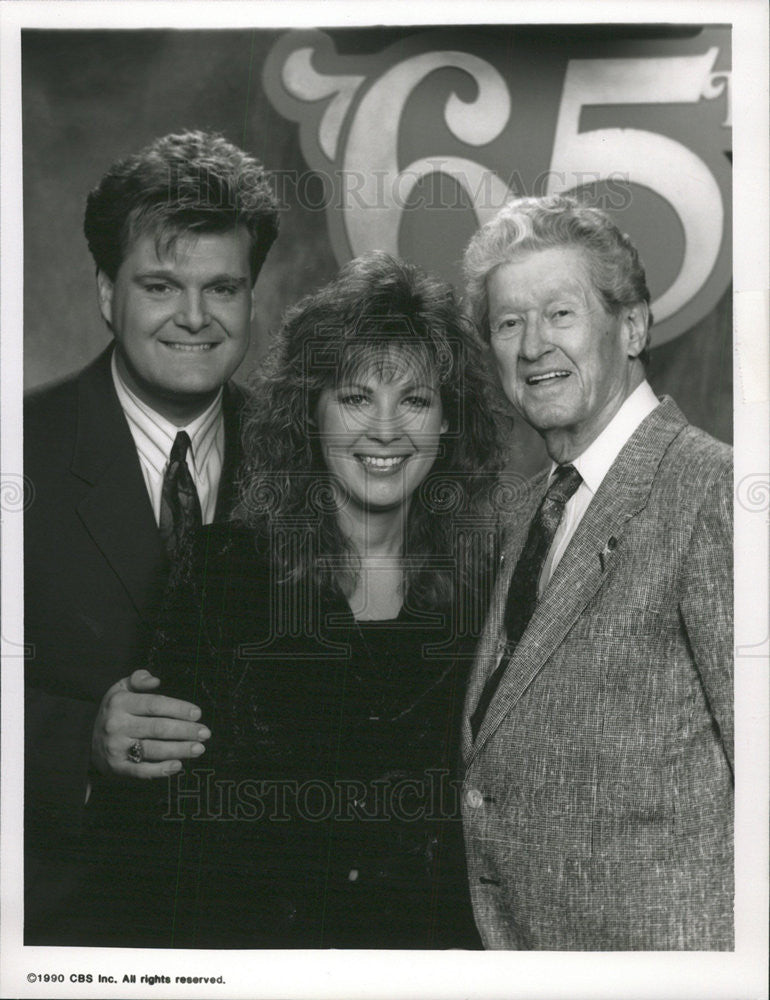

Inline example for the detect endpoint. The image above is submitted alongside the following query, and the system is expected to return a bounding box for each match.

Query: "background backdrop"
[22,25,732,474]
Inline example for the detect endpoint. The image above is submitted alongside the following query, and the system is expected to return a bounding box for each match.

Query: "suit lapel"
[71,348,167,621]
[466,397,688,764]
[461,469,548,761]
[213,381,245,522]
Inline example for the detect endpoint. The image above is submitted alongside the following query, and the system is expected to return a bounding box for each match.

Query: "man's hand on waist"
[90,669,210,779]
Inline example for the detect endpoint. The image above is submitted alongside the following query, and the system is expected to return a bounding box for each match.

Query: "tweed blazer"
[462,397,733,950]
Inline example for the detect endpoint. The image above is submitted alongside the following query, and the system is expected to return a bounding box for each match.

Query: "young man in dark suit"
[24,130,279,942]
[460,195,733,949]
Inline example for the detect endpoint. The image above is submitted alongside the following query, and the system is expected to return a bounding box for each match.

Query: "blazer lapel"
[213,381,245,522]
[461,469,549,762]
[467,397,688,763]
[71,348,167,621]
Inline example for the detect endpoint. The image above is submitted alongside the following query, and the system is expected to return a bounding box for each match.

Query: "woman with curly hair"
[98,252,507,949]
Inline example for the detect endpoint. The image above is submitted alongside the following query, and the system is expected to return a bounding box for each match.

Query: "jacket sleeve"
[679,463,734,775]
[24,686,98,837]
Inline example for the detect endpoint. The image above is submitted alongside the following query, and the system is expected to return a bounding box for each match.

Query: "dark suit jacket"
[24,346,244,941]
[462,397,734,950]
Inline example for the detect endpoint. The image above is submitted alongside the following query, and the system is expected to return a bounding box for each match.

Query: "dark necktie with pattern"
[470,463,583,738]
[159,431,202,561]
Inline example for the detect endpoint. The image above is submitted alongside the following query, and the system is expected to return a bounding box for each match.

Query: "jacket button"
[466,788,484,809]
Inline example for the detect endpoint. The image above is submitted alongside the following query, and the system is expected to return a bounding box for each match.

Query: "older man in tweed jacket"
[460,195,733,950]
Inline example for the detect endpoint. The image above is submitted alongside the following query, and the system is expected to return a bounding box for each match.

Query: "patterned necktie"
[159,431,202,561]
[470,464,583,738]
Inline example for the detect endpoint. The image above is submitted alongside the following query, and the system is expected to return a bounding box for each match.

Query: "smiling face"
[316,350,448,517]
[486,245,647,461]
[97,227,255,424]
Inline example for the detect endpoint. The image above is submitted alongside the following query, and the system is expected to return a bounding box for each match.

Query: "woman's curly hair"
[235,251,510,611]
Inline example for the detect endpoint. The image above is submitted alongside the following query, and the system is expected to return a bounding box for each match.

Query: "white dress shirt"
[538,380,660,594]
[111,351,225,525]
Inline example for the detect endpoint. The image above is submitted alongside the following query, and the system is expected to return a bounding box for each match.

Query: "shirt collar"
[111,349,223,475]
[553,380,660,496]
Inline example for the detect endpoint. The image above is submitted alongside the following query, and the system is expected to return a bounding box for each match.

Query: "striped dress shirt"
[111,351,224,526]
